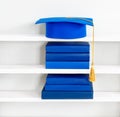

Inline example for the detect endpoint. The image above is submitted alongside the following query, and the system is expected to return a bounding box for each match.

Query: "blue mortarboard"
[35,17,93,39]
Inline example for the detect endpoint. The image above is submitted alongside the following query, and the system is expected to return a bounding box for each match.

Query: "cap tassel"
[89,64,95,82]
[89,26,96,82]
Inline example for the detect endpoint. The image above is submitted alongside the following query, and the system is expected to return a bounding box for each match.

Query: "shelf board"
[0,65,120,74]
[0,65,89,74]
[0,91,119,102]
[0,35,120,42]
[0,35,90,42]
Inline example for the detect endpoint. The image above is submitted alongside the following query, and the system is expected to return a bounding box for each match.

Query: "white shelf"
[0,65,89,74]
[0,35,90,42]
[0,35,120,42]
[0,91,119,102]
[95,65,120,74]
[0,65,120,74]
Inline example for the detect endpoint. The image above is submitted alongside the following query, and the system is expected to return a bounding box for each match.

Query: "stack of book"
[46,42,90,69]
[42,74,93,99]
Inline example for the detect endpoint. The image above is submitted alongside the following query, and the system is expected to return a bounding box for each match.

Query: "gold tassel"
[89,26,96,82]
[89,64,96,82]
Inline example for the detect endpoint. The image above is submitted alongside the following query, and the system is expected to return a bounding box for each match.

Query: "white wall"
[0,0,120,116]
[0,0,120,36]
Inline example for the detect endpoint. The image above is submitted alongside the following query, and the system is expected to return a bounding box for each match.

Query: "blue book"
[45,84,93,91]
[46,61,89,69]
[46,74,90,85]
[46,53,89,61]
[42,89,93,99]
[46,42,90,53]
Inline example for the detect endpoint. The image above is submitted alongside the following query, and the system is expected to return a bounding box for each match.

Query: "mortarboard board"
[35,17,93,39]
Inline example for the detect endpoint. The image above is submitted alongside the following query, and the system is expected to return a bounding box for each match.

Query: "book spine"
[44,84,93,91]
[46,46,89,53]
[46,78,90,85]
[46,61,89,69]
[47,74,89,78]
[46,53,89,61]
[42,90,93,99]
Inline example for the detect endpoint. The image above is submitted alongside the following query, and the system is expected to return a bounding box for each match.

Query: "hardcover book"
[42,89,93,99]
[46,61,89,69]
[44,84,93,91]
[46,53,89,61]
[46,42,90,53]
[46,74,90,85]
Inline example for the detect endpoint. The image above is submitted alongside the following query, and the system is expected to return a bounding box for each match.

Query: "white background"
[0,0,120,36]
[0,0,120,117]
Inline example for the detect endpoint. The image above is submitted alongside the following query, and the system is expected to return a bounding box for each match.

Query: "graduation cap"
[35,17,93,39]
[35,17,95,82]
